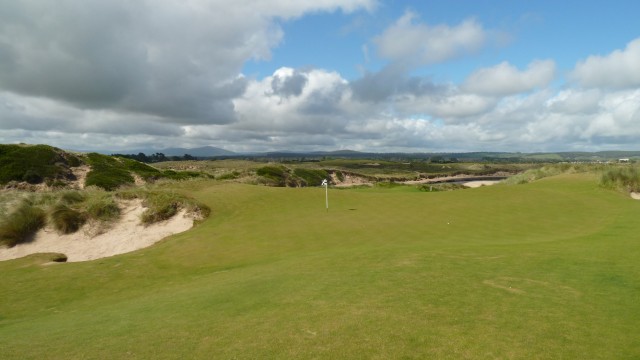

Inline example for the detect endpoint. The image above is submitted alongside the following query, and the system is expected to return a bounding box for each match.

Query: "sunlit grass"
[0,173,639,358]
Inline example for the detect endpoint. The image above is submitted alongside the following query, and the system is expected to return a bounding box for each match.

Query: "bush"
[0,144,76,185]
[0,201,46,247]
[293,168,328,186]
[85,153,135,190]
[50,203,86,234]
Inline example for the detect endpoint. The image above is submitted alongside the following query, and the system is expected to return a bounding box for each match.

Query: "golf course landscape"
[1,154,640,358]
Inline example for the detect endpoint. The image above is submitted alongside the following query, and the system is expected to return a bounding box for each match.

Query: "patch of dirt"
[0,200,196,262]
[70,165,91,189]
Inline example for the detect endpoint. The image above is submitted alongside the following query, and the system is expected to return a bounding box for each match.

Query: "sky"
[1,0,640,153]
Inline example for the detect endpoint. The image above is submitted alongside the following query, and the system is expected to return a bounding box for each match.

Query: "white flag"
[321,179,327,186]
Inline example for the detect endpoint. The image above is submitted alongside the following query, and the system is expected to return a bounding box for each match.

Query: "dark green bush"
[50,203,86,234]
[217,171,240,180]
[293,168,328,186]
[0,144,76,185]
[256,166,289,186]
[0,201,46,247]
[119,158,162,181]
[85,153,135,191]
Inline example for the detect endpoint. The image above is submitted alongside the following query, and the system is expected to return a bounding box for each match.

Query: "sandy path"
[0,200,194,262]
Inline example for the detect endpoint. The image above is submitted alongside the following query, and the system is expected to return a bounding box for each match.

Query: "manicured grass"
[1,174,639,358]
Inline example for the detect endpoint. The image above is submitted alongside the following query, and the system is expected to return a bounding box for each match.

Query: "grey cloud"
[350,64,443,103]
[270,71,308,98]
[0,1,264,124]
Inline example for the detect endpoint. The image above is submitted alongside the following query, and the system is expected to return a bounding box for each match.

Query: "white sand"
[631,192,640,200]
[463,180,501,188]
[0,200,194,262]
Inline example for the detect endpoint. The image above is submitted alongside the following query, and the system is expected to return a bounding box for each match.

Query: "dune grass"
[0,200,46,247]
[0,174,639,358]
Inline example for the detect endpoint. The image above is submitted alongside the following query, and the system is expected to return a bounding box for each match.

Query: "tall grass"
[600,166,640,192]
[0,200,46,247]
[502,163,604,185]
[50,203,86,234]
[117,188,210,225]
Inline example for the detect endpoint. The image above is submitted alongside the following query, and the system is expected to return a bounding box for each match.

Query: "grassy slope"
[1,174,639,358]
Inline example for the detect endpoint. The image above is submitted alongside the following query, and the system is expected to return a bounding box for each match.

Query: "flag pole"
[322,179,328,212]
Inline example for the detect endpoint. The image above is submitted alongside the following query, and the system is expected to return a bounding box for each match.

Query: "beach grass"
[0,173,639,358]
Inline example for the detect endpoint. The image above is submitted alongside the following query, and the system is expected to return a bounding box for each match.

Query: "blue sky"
[1,0,640,152]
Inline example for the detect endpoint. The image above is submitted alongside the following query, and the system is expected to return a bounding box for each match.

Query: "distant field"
[1,173,639,358]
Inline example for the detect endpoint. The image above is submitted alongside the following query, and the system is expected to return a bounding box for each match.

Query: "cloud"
[462,60,556,96]
[269,68,309,98]
[0,0,374,126]
[350,64,443,103]
[570,37,640,88]
[373,11,488,65]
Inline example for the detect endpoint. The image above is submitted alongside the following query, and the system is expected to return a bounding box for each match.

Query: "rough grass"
[600,165,640,192]
[0,200,46,247]
[1,174,639,358]
[50,203,86,234]
[117,188,211,225]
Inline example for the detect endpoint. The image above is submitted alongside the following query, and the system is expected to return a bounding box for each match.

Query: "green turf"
[1,173,639,358]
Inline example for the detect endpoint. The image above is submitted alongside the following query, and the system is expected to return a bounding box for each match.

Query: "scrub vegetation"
[0,144,80,185]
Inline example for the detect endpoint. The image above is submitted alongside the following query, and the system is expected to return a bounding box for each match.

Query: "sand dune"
[0,200,194,262]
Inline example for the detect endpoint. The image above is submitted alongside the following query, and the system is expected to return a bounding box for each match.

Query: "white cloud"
[463,60,556,96]
[570,37,640,88]
[374,11,487,65]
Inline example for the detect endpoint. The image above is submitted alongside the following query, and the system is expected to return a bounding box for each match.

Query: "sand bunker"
[0,200,194,262]
[632,192,640,200]
[463,180,501,188]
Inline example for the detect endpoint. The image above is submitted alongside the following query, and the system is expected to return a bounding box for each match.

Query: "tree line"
[112,153,197,163]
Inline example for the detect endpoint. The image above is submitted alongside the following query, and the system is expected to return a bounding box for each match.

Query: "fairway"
[1,174,639,359]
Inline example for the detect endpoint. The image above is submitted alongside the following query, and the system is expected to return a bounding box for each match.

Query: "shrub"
[119,158,162,181]
[0,144,78,185]
[0,201,46,247]
[293,168,328,186]
[50,203,86,234]
[85,153,135,190]
[256,166,289,186]
[217,171,240,180]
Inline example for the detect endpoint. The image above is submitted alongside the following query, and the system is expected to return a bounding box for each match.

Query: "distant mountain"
[115,146,235,157]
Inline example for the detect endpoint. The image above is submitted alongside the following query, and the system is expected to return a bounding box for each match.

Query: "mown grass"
[0,174,639,358]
